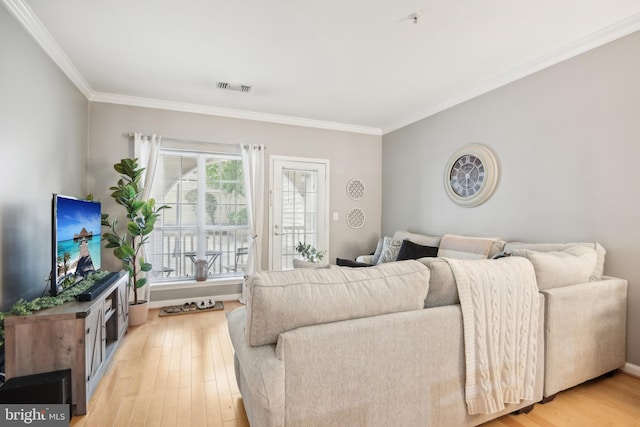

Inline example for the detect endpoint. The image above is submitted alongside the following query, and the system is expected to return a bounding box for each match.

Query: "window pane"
[148,150,249,283]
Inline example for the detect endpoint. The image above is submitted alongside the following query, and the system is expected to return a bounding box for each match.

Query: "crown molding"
[6,0,638,137]
[3,0,94,98]
[90,92,382,135]
[3,0,381,136]
[382,12,640,134]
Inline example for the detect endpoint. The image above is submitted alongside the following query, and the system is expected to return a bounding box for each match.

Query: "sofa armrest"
[541,277,627,397]
[355,254,374,264]
[227,307,285,426]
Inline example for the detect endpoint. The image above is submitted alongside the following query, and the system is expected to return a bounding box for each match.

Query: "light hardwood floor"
[71,301,640,427]
[481,372,640,426]
[70,301,249,427]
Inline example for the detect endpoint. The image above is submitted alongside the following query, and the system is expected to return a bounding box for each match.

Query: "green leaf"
[140,262,152,272]
[120,243,135,258]
[113,247,129,260]
[127,221,141,236]
[140,226,153,236]
[136,277,147,288]
[126,184,136,199]
[130,200,145,214]
[140,201,150,217]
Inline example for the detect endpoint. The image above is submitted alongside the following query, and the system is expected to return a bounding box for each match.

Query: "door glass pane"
[281,168,319,270]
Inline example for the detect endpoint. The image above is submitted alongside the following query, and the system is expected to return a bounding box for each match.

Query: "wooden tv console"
[3,272,129,415]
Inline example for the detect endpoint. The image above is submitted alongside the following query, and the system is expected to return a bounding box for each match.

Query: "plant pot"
[128,300,149,326]
[195,259,208,281]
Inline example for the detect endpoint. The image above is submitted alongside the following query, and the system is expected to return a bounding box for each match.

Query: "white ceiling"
[7,0,640,134]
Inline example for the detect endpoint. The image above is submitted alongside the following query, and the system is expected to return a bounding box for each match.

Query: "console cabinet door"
[85,306,104,389]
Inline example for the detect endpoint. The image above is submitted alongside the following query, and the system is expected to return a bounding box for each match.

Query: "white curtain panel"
[133,133,162,301]
[134,133,162,200]
[240,144,265,304]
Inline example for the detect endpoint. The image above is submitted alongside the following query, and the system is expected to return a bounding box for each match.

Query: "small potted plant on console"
[293,241,327,268]
[102,158,168,326]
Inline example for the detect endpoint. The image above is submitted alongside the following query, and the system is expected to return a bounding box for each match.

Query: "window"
[148,148,249,283]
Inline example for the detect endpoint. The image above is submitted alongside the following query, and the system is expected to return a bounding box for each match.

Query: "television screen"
[52,194,102,295]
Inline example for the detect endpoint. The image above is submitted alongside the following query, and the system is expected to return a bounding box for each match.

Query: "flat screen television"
[51,194,102,296]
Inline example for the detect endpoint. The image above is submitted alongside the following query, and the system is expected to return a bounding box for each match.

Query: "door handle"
[274,225,284,236]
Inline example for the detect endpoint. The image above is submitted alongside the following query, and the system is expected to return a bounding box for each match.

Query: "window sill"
[150,276,242,291]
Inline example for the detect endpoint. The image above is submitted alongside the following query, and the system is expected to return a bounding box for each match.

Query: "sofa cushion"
[511,246,597,290]
[397,239,439,261]
[437,234,505,259]
[246,260,430,346]
[376,236,403,264]
[371,238,385,264]
[393,230,441,247]
[504,241,605,281]
[418,257,460,308]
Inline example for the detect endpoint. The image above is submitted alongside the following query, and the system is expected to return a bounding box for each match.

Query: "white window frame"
[148,147,249,286]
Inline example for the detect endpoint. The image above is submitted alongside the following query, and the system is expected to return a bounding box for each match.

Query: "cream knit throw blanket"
[445,257,539,415]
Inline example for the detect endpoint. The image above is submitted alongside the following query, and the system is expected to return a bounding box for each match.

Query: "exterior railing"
[149,225,250,282]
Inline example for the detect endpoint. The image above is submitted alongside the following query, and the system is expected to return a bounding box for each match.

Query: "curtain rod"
[126,133,264,149]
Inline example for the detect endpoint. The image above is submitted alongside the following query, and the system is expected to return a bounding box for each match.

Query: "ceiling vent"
[216,81,253,93]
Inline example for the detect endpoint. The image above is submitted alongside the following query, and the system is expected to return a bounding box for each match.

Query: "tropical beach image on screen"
[55,196,102,288]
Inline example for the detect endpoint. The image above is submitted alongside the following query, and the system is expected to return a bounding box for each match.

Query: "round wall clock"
[444,143,498,207]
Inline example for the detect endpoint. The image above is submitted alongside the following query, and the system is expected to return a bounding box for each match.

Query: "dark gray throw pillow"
[396,239,439,261]
[336,258,374,268]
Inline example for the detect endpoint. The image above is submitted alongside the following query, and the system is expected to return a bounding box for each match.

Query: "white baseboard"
[149,293,242,309]
[621,362,640,378]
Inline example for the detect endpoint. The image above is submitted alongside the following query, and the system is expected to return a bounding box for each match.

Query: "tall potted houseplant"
[102,158,168,326]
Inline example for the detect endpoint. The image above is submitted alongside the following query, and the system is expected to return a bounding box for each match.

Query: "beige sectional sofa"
[226,231,627,426]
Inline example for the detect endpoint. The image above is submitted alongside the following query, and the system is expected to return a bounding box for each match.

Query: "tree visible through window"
[148,149,249,282]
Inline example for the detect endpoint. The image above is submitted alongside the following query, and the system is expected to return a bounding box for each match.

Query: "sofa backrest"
[246,260,430,346]
[504,241,605,282]
[437,234,506,259]
[420,242,606,307]
[393,230,441,247]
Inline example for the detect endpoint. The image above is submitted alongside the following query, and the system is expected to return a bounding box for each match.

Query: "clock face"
[444,144,498,207]
[449,155,485,197]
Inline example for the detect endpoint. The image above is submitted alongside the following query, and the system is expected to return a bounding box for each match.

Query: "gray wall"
[382,30,640,364]
[87,103,381,300]
[0,6,88,310]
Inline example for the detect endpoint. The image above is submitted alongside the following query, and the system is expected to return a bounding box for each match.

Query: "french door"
[269,156,329,270]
